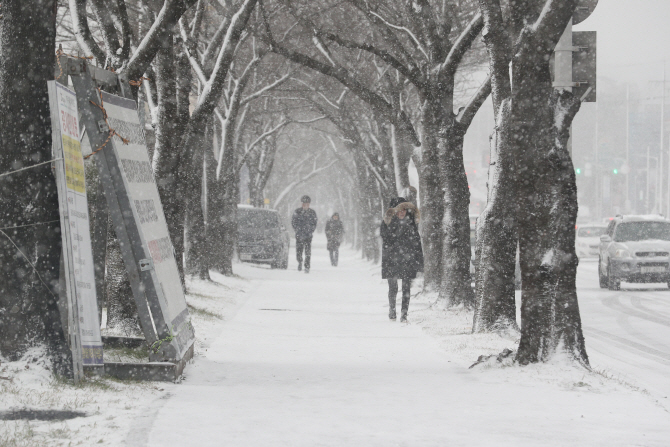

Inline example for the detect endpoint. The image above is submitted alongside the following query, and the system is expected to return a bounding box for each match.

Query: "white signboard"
[101,91,193,359]
[48,81,103,369]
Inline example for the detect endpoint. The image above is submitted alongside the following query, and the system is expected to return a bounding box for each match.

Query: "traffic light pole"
[554,20,574,157]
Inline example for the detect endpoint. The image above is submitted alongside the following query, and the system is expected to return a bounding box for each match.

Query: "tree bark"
[104,219,141,335]
[472,99,518,331]
[418,97,445,293]
[474,0,588,364]
[184,119,212,280]
[151,31,187,286]
[0,0,71,372]
[513,83,587,365]
[439,121,476,307]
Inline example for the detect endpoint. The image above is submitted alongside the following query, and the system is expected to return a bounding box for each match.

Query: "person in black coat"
[325,213,345,266]
[380,197,423,322]
[291,195,318,273]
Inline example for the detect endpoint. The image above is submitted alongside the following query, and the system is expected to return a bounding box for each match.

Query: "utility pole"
[626,83,631,213]
[593,101,604,220]
[646,145,651,212]
[554,20,574,157]
[661,61,667,217]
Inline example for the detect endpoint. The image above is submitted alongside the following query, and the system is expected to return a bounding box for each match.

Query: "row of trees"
[0,0,587,370]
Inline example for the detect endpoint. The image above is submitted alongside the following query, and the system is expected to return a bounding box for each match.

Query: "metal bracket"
[139,259,154,271]
[97,120,109,133]
[68,61,83,75]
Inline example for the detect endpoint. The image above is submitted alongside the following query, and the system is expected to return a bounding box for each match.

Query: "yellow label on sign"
[63,134,85,193]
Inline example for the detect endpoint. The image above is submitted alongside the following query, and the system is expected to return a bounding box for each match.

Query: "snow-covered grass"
[0,271,251,446]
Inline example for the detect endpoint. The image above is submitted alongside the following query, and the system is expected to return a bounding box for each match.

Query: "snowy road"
[128,244,669,446]
[576,259,670,404]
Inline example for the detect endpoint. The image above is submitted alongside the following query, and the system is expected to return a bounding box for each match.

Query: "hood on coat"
[383,199,420,225]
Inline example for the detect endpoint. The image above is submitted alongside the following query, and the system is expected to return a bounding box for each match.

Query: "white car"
[598,215,670,290]
[575,223,608,258]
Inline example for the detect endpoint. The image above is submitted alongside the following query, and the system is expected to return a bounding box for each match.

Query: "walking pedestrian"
[292,195,318,273]
[325,213,344,266]
[380,197,423,322]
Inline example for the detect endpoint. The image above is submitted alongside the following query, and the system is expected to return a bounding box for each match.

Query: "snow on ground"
[1,241,669,446]
[0,273,252,446]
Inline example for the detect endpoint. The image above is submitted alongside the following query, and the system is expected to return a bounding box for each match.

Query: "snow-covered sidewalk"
[128,243,669,447]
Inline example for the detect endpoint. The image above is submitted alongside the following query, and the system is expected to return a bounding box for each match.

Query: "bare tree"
[262,0,490,306]
[473,0,588,365]
[0,0,71,372]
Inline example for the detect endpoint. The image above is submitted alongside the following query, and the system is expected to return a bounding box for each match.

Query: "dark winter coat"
[325,219,344,251]
[291,207,318,241]
[380,199,424,279]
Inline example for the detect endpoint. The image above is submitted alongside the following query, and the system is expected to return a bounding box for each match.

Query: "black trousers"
[329,248,339,266]
[388,278,411,315]
[296,237,312,269]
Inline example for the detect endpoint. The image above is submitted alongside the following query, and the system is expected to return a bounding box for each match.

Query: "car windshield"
[577,226,607,237]
[238,210,279,230]
[614,222,670,242]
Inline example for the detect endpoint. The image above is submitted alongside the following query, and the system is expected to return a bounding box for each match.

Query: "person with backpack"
[291,195,318,273]
[380,197,423,322]
[325,213,344,266]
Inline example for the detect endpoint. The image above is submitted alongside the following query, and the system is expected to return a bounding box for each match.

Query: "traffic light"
[613,168,618,175]
[575,167,582,174]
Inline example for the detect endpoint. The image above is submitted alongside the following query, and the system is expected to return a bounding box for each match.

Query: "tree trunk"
[219,176,239,276]
[104,219,141,335]
[511,36,588,365]
[514,90,587,365]
[418,98,445,292]
[472,99,518,331]
[184,119,211,280]
[392,127,414,194]
[0,0,71,372]
[151,31,186,287]
[438,122,476,308]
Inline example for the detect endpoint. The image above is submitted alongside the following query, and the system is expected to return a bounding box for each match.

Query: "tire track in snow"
[630,295,670,320]
[601,295,670,328]
[614,314,670,355]
[584,327,670,365]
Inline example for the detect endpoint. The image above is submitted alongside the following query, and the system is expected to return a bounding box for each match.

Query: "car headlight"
[614,249,632,258]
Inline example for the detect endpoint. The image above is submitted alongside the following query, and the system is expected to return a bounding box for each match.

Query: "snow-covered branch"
[273,158,338,208]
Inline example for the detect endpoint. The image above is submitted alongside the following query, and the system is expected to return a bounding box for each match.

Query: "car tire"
[270,248,280,269]
[607,265,620,291]
[598,259,607,289]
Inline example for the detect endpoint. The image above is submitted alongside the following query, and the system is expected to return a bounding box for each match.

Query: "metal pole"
[626,83,631,212]
[660,149,664,214]
[593,97,603,220]
[646,145,651,212]
[661,61,668,217]
[554,20,573,156]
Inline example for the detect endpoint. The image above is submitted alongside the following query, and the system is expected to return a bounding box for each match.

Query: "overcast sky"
[575,0,670,84]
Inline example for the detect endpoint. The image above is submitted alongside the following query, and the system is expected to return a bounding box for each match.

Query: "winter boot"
[388,288,397,321]
[298,262,302,271]
[400,290,410,323]
[304,267,310,274]
[389,307,397,321]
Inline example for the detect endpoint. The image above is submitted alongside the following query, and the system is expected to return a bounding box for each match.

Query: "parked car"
[237,205,290,269]
[598,215,670,290]
[575,223,608,258]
